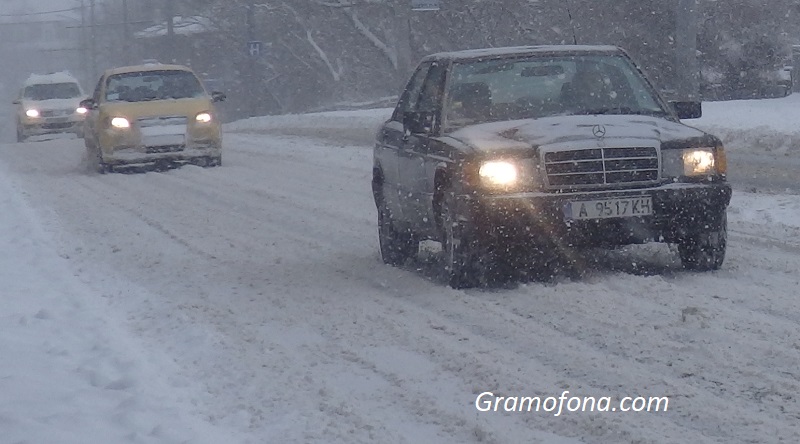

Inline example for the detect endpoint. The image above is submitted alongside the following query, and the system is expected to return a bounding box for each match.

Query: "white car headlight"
[25,109,40,118]
[111,117,130,129]
[195,112,212,123]
[76,107,88,115]
[479,161,518,187]
[683,148,715,176]
[662,147,724,178]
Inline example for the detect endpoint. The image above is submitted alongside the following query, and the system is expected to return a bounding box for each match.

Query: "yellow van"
[81,63,225,172]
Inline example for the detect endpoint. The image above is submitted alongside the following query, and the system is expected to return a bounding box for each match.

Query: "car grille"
[41,109,73,117]
[543,146,659,189]
[41,122,74,130]
[138,116,188,127]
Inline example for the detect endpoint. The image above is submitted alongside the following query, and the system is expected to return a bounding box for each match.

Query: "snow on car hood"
[446,114,709,154]
[22,98,83,111]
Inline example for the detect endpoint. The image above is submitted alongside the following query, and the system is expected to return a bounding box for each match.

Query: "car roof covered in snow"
[421,45,624,63]
[23,71,80,87]
[104,63,195,77]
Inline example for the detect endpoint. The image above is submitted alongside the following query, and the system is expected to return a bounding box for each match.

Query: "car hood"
[445,114,710,155]
[99,98,211,120]
[21,98,83,111]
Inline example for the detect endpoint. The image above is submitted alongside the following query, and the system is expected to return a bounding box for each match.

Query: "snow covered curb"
[227,108,392,134]
[0,166,233,443]
[693,94,800,156]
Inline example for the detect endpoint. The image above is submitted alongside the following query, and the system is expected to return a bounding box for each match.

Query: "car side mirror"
[403,111,434,135]
[79,98,97,110]
[211,91,226,103]
[670,101,702,119]
[12,99,20,105]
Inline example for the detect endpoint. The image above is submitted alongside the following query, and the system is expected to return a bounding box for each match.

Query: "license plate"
[47,117,69,123]
[565,196,653,220]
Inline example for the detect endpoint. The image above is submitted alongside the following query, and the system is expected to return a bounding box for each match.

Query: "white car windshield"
[105,70,205,102]
[24,83,82,100]
[445,54,667,128]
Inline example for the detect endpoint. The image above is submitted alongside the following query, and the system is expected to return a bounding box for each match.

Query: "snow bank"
[693,94,800,156]
[228,108,393,133]
[0,166,236,443]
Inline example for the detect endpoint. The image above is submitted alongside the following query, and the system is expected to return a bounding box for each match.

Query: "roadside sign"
[247,41,262,57]
[411,0,439,11]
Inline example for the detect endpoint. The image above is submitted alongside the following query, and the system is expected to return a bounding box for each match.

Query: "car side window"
[417,62,447,113]
[92,77,103,103]
[393,62,431,120]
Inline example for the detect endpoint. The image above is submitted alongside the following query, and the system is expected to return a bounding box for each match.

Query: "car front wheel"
[441,193,484,289]
[377,198,417,266]
[678,214,727,271]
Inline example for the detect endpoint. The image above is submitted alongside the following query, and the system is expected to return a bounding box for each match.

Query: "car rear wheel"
[377,195,417,266]
[678,214,727,271]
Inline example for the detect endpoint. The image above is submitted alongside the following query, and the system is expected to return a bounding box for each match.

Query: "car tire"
[678,214,727,271]
[377,197,417,266]
[441,192,484,289]
[94,148,111,174]
[206,155,222,167]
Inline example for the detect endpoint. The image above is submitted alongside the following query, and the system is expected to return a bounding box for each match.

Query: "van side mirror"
[211,91,226,103]
[670,101,702,119]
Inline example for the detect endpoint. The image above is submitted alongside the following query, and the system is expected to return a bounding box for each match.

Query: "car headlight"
[25,109,40,118]
[195,112,212,123]
[111,117,130,129]
[76,107,88,115]
[683,149,715,175]
[479,160,518,187]
[662,146,726,178]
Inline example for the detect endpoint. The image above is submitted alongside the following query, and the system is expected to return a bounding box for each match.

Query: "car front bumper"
[457,182,732,247]
[98,126,221,166]
[21,117,84,136]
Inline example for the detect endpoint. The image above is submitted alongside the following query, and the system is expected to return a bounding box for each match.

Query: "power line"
[0,7,82,18]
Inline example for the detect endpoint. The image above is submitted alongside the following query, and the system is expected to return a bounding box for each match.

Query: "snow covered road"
[2,108,800,443]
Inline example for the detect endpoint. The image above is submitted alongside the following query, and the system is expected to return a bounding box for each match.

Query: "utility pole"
[80,0,89,85]
[675,0,699,100]
[90,0,97,79]
[246,2,257,116]
[122,0,131,64]
[166,0,175,62]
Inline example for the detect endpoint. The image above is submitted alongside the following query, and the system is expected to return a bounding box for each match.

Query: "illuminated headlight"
[76,107,88,115]
[683,149,715,175]
[110,117,130,129]
[479,161,518,187]
[195,112,212,123]
[662,146,726,178]
[25,109,40,118]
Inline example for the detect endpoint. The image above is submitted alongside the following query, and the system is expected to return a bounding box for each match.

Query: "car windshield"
[105,70,205,102]
[444,54,667,128]
[23,83,82,100]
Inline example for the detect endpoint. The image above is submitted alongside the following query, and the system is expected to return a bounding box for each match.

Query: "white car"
[12,71,87,142]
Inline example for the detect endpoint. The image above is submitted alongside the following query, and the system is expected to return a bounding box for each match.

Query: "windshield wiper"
[576,107,665,117]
